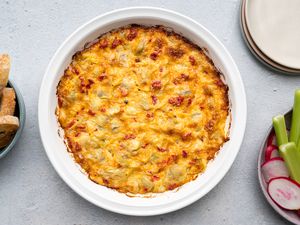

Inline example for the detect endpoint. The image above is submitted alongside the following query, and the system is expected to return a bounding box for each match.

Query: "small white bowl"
[38,7,247,216]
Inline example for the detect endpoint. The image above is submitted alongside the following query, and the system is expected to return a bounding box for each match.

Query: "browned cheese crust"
[56,25,229,194]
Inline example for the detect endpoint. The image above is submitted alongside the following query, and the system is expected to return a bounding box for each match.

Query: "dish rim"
[38,7,247,216]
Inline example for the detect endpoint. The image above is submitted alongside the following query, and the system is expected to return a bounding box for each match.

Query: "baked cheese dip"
[56,25,230,194]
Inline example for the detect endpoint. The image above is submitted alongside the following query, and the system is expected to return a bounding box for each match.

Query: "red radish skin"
[265,145,279,161]
[261,158,289,183]
[267,177,300,210]
[267,130,276,146]
[297,209,300,217]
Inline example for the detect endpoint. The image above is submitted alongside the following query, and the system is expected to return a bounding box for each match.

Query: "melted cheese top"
[56,25,229,194]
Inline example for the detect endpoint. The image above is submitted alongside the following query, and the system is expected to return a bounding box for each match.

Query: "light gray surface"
[0,0,299,224]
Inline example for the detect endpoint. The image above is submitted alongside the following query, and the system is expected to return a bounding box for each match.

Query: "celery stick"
[273,115,288,146]
[279,142,300,183]
[290,89,300,145]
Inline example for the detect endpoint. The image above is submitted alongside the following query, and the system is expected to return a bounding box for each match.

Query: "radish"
[265,145,279,161]
[270,149,280,159]
[267,130,276,146]
[268,177,300,210]
[261,158,289,183]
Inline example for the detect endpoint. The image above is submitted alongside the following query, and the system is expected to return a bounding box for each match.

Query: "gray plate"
[258,110,300,225]
[0,80,26,159]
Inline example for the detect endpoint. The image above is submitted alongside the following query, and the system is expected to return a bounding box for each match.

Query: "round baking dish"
[38,7,247,216]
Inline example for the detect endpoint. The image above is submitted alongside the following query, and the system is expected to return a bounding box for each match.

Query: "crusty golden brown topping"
[56,25,229,194]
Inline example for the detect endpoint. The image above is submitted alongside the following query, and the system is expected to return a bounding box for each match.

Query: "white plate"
[245,0,300,70]
[38,7,247,216]
[240,0,300,75]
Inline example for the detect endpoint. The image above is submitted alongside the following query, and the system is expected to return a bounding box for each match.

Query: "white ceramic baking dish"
[38,7,247,216]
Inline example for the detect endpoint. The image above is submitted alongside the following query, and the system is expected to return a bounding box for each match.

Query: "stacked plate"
[241,0,300,74]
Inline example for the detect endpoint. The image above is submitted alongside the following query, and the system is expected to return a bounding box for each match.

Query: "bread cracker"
[0,115,19,148]
[0,54,10,95]
[0,88,16,116]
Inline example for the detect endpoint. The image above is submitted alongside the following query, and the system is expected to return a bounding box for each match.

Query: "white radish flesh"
[268,177,300,210]
[261,158,289,183]
[270,149,280,159]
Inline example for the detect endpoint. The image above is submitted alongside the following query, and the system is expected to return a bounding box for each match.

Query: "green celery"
[273,115,288,146]
[290,89,300,145]
[279,142,300,183]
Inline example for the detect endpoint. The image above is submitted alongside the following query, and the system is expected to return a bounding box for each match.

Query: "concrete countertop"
[0,0,299,224]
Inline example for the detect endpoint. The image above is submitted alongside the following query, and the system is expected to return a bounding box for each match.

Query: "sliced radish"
[265,145,279,161]
[268,177,300,210]
[261,158,289,183]
[267,130,276,146]
[270,149,280,159]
